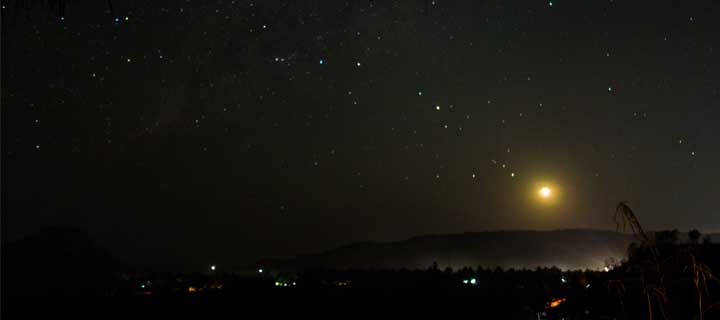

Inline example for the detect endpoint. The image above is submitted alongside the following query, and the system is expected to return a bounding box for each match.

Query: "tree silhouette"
[702,235,712,245]
[655,230,679,246]
[689,229,702,245]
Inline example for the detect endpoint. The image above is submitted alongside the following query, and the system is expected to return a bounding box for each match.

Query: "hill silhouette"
[258,229,632,271]
[1,226,126,297]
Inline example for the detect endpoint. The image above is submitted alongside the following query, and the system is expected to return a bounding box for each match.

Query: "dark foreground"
[4,229,720,319]
[3,287,614,320]
[5,265,720,320]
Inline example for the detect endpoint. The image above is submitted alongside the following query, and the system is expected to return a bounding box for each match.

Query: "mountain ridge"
[257,228,634,272]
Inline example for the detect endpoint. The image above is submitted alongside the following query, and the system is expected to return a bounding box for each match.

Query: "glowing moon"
[539,186,552,198]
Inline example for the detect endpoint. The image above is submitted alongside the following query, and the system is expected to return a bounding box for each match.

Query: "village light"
[549,298,566,308]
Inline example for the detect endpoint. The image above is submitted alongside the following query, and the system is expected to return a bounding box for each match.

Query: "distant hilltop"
[258,229,635,272]
[1,226,127,296]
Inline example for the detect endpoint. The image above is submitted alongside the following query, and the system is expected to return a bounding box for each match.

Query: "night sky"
[3,0,719,270]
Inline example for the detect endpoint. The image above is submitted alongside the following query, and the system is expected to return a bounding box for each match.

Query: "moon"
[539,186,552,198]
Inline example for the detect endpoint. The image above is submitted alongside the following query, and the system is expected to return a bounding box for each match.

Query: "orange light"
[188,286,197,293]
[549,298,566,308]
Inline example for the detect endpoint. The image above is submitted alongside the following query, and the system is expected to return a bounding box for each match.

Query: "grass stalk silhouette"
[613,201,718,320]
